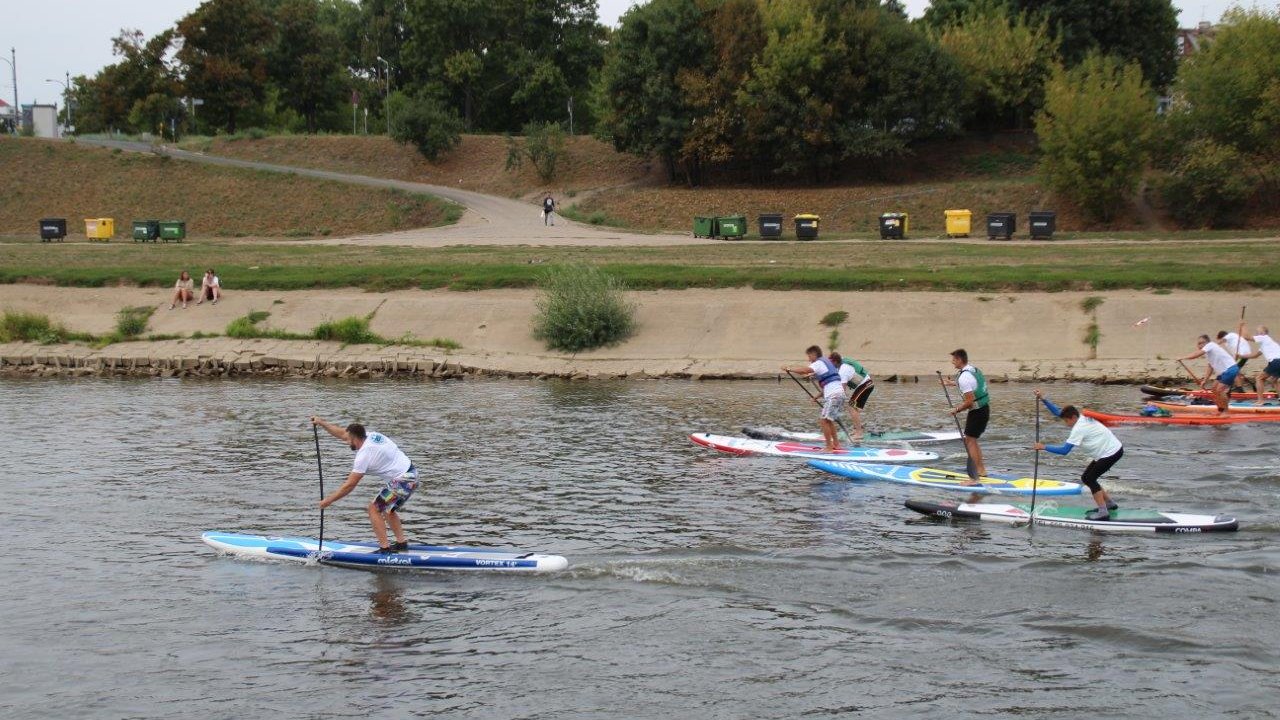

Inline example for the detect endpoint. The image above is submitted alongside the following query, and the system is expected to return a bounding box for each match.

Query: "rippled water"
[1,378,1277,718]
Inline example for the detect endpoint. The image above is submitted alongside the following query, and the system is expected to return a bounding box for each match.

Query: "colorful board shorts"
[373,465,418,512]
[821,394,847,421]
[849,381,875,410]
[1217,365,1241,385]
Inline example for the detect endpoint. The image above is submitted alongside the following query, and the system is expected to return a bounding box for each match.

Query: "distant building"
[1177,21,1215,57]
[27,104,59,138]
[0,99,14,133]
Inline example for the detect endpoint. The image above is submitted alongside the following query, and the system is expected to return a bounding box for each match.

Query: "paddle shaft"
[1235,306,1247,358]
[1177,359,1202,386]
[313,423,325,556]
[786,369,855,440]
[937,371,977,480]
[1031,394,1040,517]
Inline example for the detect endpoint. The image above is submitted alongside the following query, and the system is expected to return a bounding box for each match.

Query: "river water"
[1,378,1276,718]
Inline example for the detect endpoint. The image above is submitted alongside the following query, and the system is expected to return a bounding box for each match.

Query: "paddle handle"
[1234,305,1247,358]
[313,423,325,556]
[937,370,977,480]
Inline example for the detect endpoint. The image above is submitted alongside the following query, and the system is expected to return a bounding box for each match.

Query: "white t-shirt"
[810,359,846,399]
[203,274,220,288]
[1203,341,1235,375]
[1254,334,1280,362]
[1220,333,1251,358]
[957,365,979,395]
[838,362,870,387]
[352,431,411,480]
[1066,416,1122,460]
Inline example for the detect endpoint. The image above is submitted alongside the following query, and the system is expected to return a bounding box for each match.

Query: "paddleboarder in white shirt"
[782,345,847,452]
[311,417,419,554]
[1237,321,1280,404]
[941,349,989,483]
[1033,390,1121,521]
[830,352,873,440]
[1183,335,1240,414]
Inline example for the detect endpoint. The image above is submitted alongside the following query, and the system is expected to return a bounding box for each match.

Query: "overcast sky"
[0,0,1259,111]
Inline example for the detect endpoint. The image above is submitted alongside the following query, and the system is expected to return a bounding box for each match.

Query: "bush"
[0,311,69,343]
[1159,139,1255,228]
[533,264,636,352]
[225,310,272,338]
[114,306,155,339]
[1035,53,1155,222]
[389,91,463,161]
[313,316,379,344]
[505,121,566,181]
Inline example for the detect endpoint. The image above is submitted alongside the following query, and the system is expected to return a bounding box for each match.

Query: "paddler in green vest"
[830,352,873,440]
[942,348,990,484]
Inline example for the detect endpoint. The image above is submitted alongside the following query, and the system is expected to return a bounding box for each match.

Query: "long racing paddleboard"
[1082,408,1280,426]
[905,499,1239,534]
[1150,400,1280,415]
[203,532,569,572]
[690,433,938,463]
[808,461,1084,495]
[742,425,961,444]
[1140,385,1273,401]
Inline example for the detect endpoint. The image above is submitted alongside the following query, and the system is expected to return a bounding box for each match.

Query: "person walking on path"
[942,348,989,484]
[830,351,873,440]
[1033,390,1122,521]
[782,345,847,452]
[170,271,195,310]
[542,194,556,226]
[311,417,419,554]
[1236,321,1280,404]
[1183,334,1240,414]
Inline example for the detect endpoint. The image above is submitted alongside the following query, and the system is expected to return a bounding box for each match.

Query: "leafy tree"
[1008,0,1178,90]
[389,90,463,160]
[935,0,1059,129]
[1159,139,1255,228]
[176,0,276,133]
[598,0,709,182]
[71,29,181,134]
[269,0,346,132]
[1169,8,1280,157]
[506,121,567,181]
[1035,53,1156,222]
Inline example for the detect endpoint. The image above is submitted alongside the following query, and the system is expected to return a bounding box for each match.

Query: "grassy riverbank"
[2,237,1279,292]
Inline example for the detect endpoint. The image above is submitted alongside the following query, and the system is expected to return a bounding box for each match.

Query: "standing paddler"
[1237,321,1280,404]
[782,345,847,452]
[1032,390,1122,521]
[1182,334,1239,414]
[311,417,419,554]
[941,348,989,483]
[830,351,873,441]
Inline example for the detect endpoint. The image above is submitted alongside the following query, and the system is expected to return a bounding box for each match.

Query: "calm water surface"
[1,378,1277,718]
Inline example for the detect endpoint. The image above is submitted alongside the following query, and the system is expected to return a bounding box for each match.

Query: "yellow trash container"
[85,218,115,241]
[944,209,971,238]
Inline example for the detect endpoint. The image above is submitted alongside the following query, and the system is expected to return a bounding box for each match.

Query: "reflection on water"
[0,377,1277,719]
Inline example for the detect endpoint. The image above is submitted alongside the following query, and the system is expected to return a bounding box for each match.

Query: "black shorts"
[964,404,990,438]
[1081,447,1123,494]
[1264,358,1280,379]
[849,381,874,409]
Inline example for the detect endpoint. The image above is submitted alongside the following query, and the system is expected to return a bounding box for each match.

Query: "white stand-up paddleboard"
[904,500,1239,534]
[203,532,569,572]
[690,433,938,463]
[743,426,961,444]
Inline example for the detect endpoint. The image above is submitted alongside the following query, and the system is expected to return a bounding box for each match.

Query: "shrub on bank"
[313,316,380,345]
[0,311,75,344]
[533,264,636,353]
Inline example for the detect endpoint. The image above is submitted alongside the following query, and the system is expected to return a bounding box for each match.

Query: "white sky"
[0,0,1262,112]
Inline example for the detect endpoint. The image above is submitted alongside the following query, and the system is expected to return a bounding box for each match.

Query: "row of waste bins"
[692,211,1057,240]
[694,214,820,239]
[39,218,187,242]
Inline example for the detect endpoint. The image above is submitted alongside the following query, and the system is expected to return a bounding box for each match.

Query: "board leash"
[936,370,977,481]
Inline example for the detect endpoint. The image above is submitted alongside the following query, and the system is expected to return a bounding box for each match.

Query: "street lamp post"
[0,49,17,134]
[375,56,392,136]
[46,75,70,132]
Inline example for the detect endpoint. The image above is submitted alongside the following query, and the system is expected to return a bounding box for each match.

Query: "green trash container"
[717,215,746,239]
[132,220,160,242]
[159,221,186,242]
[694,216,719,238]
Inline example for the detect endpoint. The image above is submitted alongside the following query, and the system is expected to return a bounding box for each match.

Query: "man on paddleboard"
[1033,391,1122,521]
[1183,335,1239,414]
[830,352,873,440]
[783,345,847,452]
[942,349,989,483]
[1217,329,1253,391]
[1237,321,1280,404]
[311,417,418,554]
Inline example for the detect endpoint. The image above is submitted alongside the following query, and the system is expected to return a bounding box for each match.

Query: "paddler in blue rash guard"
[1031,390,1122,520]
[941,348,989,483]
[782,344,847,452]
